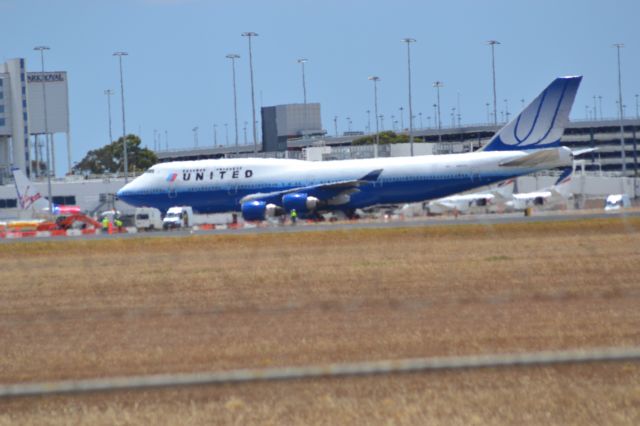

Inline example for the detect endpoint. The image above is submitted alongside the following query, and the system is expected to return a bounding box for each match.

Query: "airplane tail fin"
[493,178,515,200]
[550,167,573,197]
[554,167,573,186]
[11,167,50,213]
[482,76,582,152]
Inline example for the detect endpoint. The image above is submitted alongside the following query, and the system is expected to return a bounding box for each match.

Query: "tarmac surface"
[1,209,639,243]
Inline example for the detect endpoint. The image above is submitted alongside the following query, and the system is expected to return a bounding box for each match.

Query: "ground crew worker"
[290,209,298,225]
[101,216,110,233]
[114,217,123,232]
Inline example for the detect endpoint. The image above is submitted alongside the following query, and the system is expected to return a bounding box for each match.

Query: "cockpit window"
[144,168,155,174]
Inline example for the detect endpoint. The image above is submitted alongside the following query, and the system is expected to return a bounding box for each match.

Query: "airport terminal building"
[0,58,71,182]
[0,100,638,219]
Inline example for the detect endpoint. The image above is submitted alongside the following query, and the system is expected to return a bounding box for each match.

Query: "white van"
[604,194,631,211]
[163,206,194,229]
[134,207,163,230]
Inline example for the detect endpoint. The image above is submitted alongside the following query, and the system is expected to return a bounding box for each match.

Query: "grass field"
[1,217,640,424]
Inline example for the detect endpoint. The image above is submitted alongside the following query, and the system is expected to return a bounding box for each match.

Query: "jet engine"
[282,193,319,214]
[241,201,282,221]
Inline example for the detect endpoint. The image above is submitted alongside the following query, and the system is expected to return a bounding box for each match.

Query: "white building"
[0,58,70,182]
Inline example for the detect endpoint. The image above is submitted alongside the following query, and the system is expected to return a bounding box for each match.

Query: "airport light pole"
[399,106,404,130]
[34,46,53,216]
[456,92,462,127]
[402,37,416,156]
[192,127,199,147]
[613,43,626,173]
[297,58,308,104]
[242,32,259,154]
[433,81,444,143]
[113,51,129,183]
[226,53,240,155]
[366,110,371,133]
[487,40,500,126]
[213,124,218,146]
[334,115,338,136]
[598,96,603,119]
[224,123,229,146]
[418,112,423,129]
[635,94,639,119]
[593,95,598,121]
[368,76,381,157]
[104,89,114,145]
[504,98,510,122]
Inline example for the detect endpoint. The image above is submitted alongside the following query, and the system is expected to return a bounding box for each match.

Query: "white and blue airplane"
[118,76,583,221]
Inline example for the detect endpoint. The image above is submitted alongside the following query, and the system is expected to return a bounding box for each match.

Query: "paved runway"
[2,209,639,244]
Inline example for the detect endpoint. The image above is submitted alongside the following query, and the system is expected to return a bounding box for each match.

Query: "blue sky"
[2,0,639,173]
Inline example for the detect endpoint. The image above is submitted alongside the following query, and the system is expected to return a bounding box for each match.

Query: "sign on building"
[27,72,70,134]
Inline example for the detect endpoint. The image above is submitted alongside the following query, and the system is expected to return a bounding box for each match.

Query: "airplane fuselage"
[117,148,570,214]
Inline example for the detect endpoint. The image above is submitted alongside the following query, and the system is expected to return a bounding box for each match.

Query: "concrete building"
[0,58,70,182]
[157,117,640,178]
[261,103,324,152]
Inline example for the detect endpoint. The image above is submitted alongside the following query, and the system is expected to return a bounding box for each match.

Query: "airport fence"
[1,346,639,398]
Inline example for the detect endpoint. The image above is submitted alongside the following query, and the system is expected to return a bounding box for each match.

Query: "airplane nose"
[116,185,131,202]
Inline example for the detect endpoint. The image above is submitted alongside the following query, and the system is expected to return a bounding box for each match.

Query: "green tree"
[74,134,157,175]
[352,131,409,146]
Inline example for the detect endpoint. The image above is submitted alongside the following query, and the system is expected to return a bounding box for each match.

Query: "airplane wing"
[571,147,598,157]
[239,169,383,205]
[499,149,565,168]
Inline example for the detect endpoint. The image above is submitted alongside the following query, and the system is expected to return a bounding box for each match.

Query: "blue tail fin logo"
[483,76,582,151]
[554,167,573,186]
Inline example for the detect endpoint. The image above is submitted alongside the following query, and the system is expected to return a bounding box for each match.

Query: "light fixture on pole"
[433,81,444,143]
[34,46,53,216]
[368,76,381,157]
[153,129,157,152]
[241,32,259,154]
[113,51,129,183]
[297,58,308,104]
[104,89,114,145]
[402,37,416,156]
[192,127,199,147]
[226,53,240,155]
[504,98,510,122]
[487,40,500,126]
[598,96,603,120]
[613,43,626,173]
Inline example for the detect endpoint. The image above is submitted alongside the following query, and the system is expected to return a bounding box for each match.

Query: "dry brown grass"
[1,217,640,424]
